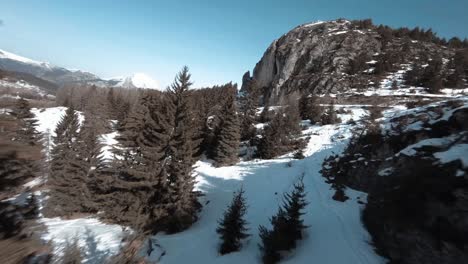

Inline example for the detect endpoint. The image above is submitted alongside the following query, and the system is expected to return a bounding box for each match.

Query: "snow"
[378,167,394,177]
[0,48,50,67]
[148,117,384,263]
[397,136,457,156]
[40,217,127,261]
[100,131,119,161]
[433,144,468,168]
[113,73,160,90]
[301,21,325,28]
[329,30,348,36]
[23,177,45,188]
[0,79,48,96]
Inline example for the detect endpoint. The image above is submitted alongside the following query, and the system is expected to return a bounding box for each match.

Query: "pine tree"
[257,103,302,159]
[216,187,249,255]
[258,178,308,263]
[101,93,169,230]
[213,90,240,167]
[164,66,201,233]
[46,106,91,217]
[239,79,259,141]
[321,100,341,125]
[12,98,41,146]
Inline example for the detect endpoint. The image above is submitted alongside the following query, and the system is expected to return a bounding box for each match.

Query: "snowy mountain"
[108,73,160,90]
[0,48,100,86]
[0,49,159,89]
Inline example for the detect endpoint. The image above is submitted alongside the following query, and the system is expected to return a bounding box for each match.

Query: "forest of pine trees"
[0,66,321,262]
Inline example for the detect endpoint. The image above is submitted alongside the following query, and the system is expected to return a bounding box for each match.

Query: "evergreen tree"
[299,94,324,123]
[213,90,240,167]
[164,66,201,233]
[258,178,308,264]
[257,103,302,159]
[259,104,272,123]
[216,187,250,255]
[101,93,169,230]
[321,100,341,125]
[239,79,259,141]
[12,98,41,145]
[46,106,90,216]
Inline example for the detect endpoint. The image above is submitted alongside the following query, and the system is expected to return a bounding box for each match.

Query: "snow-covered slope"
[0,49,52,68]
[148,119,384,264]
[29,105,385,263]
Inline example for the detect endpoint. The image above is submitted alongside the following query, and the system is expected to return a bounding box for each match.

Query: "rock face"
[247,19,454,104]
[249,20,380,103]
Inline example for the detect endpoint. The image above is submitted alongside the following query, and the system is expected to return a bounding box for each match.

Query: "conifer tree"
[101,93,169,229]
[12,98,41,145]
[258,178,308,263]
[257,103,302,159]
[164,66,201,233]
[213,90,240,167]
[46,106,90,216]
[216,187,250,255]
[239,79,259,141]
[299,94,312,121]
[321,100,341,125]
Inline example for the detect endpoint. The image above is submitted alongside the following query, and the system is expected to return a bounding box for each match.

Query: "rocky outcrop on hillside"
[322,99,468,264]
[244,19,458,104]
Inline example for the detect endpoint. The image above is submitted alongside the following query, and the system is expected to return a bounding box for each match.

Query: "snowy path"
[149,124,385,264]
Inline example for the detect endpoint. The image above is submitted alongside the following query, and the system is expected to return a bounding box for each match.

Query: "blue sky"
[1,0,467,87]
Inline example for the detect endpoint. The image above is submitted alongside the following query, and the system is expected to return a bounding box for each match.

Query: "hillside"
[243,19,467,104]
[1,18,467,264]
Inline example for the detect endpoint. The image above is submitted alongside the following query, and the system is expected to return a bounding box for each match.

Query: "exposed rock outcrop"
[247,19,455,104]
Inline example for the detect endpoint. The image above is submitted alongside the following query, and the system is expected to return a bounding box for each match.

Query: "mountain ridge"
[0,48,159,90]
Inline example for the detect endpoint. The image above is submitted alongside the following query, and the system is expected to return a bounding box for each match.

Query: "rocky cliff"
[244,19,457,104]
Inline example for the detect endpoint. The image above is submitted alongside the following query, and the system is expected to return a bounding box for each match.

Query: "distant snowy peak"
[112,73,160,90]
[0,49,52,68]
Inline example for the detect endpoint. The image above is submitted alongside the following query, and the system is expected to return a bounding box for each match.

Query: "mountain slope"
[244,19,460,104]
[0,49,159,89]
[107,73,160,90]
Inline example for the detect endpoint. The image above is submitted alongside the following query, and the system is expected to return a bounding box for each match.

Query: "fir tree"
[257,103,302,159]
[12,98,41,146]
[321,100,341,125]
[258,178,308,263]
[46,106,90,216]
[213,90,240,167]
[239,79,259,141]
[216,187,250,255]
[101,93,169,230]
[164,66,201,233]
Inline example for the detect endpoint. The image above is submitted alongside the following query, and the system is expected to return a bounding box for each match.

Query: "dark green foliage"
[213,89,240,167]
[445,50,468,88]
[47,106,92,216]
[348,52,371,75]
[239,80,259,141]
[216,187,250,255]
[103,67,201,234]
[164,66,201,233]
[404,56,444,93]
[11,98,41,146]
[258,178,308,263]
[299,94,323,124]
[257,103,303,159]
[321,101,341,125]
